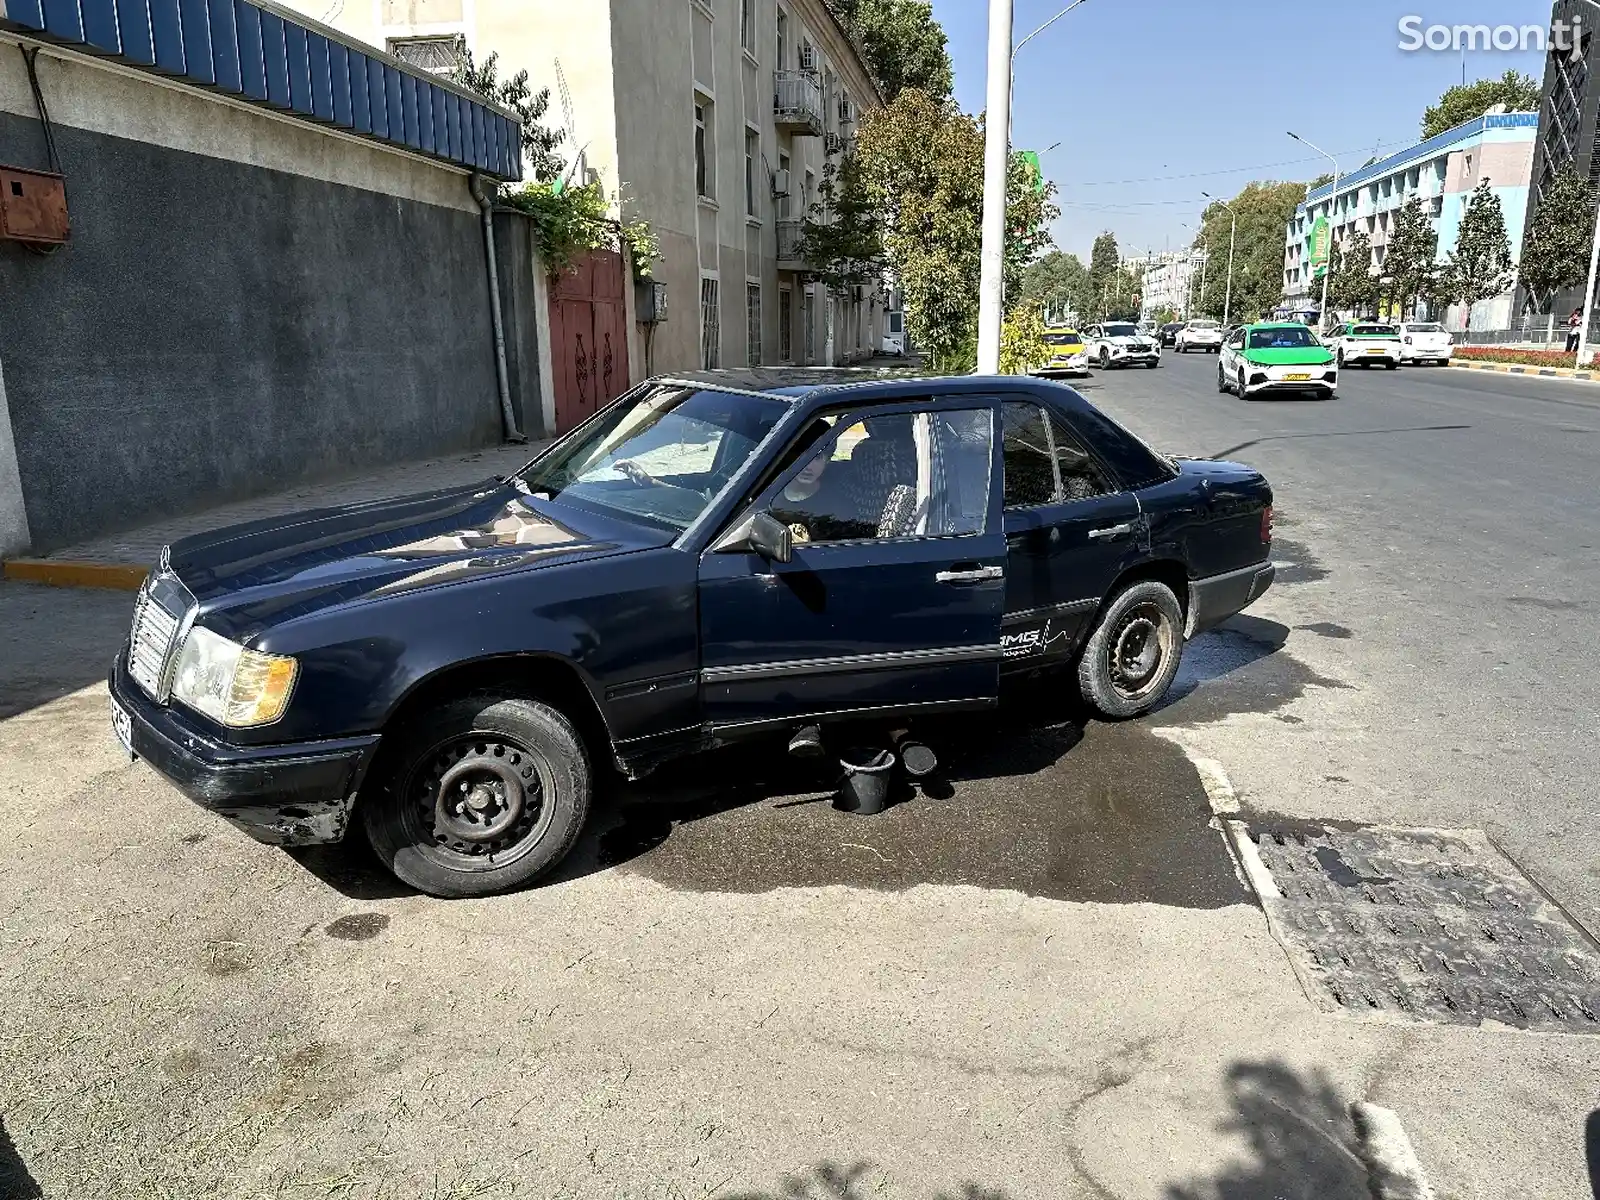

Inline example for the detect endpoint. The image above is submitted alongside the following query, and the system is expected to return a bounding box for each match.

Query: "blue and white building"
[1282,112,1538,329]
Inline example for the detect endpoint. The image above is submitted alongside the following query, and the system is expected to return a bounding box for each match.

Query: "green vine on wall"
[498,181,660,281]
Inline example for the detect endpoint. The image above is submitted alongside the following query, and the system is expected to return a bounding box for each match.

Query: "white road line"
[1351,1102,1437,1200]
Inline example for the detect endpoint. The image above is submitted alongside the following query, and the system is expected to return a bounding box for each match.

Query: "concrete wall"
[0,41,509,555]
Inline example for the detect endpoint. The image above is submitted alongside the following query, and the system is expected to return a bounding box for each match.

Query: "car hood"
[1103,336,1153,347]
[1242,347,1335,366]
[165,479,675,630]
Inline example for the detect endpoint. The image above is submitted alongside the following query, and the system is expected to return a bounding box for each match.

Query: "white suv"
[1174,319,1224,354]
[1084,322,1162,369]
[1399,322,1453,365]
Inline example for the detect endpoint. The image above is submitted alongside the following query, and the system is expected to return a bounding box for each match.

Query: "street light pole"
[1288,131,1340,330]
[976,0,1013,373]
[981,0,1092,373]
[1202,191,1237,326]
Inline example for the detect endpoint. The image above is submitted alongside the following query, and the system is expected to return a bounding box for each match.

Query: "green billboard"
[1309,214,1331,277]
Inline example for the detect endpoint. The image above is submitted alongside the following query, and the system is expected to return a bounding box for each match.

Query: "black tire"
[1217,364,1230,393]
[1237,368,1250,399]
[1336,349,1345,367]
[1149,359,1161,368]
[1100,349,1112,370]
[1076,581,1185,719]
[363,693,591,898]
[1384,361,1398,370]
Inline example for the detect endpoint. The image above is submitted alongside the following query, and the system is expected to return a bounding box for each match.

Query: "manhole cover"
[1229,821,1600,1033]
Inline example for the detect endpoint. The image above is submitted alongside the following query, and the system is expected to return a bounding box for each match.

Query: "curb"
[1449,360,1597,382]
[2,559,148,590]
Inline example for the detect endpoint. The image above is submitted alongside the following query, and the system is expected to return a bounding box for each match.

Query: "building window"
[386,35,464,75]
[776,9,787,70]
[701,278,721,368]
[1430,195,1443,217]
[740,0,754,54]
[779,287,793,361]
[695,99,713,200]
[747,283,762,366]
[746,128,759,217]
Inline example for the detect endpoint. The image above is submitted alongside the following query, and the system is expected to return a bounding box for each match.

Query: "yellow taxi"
[1034,327,1090,376]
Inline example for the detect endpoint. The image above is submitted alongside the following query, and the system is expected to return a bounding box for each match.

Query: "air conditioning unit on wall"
[772,168,790,198]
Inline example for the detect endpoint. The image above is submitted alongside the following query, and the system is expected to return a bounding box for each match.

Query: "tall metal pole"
[1575,191,1600,366]
[976,0,1014,374]
[1202,191,1238,326]
[1289,132,1340,330]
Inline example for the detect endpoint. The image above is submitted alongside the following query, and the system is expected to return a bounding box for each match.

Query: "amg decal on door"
[1001,619,1073,659]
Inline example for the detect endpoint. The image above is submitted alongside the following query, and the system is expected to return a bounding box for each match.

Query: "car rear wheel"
[363,693,591,898]
[1076,581,1185,719]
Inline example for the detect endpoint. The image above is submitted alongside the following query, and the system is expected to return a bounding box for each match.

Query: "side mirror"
[712,511,793,564]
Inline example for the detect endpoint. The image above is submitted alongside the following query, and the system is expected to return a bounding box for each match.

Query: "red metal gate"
[549,249,631,433]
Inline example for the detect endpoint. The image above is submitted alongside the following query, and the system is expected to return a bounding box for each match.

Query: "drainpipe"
[470,172,527,444]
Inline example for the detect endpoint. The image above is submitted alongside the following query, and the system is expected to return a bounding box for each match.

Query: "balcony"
[777,220,811,271]
[774,71,825,136]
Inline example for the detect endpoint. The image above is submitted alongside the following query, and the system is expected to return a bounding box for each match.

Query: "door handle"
[936,565,1004,584]
[1087,523,1135,540]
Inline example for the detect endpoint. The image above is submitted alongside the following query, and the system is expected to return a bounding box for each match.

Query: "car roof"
[661,368,915,397]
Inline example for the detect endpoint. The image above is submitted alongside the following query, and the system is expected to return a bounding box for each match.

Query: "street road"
[1080,351,1600,934]
[1,357,1598,1199]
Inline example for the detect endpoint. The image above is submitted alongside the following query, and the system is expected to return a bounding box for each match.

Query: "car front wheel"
[1217,364,1230,393]
[1076,580,1185,719]
[364,693,591,898]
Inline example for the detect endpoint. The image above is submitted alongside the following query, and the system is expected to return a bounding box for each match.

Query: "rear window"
[1248,327,1317,349]
[1405,323,1443,333]
[1353,324,1398,336]
[1188,321,1219,330]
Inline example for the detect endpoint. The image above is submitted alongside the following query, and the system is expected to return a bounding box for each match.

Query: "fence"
[1454,313,1599,348]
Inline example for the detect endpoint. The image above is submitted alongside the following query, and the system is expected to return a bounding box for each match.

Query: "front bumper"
[1107,350,1160,365]
[109,653,380,846]
[1186,561,1276,637]
[1034,354,1089,375]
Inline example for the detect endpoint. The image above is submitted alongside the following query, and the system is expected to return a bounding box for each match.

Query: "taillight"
[1261,506,1274,543]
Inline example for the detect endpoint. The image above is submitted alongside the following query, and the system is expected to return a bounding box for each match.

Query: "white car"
[1328,321,1403,369]
[1084,322,1161,369]
[1399,321,1453,365]
[1174,319,1224,353]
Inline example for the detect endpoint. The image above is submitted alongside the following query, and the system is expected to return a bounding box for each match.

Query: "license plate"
[1365,348,1385,354]
[111,696,135,761]
[1283,373,1311,381]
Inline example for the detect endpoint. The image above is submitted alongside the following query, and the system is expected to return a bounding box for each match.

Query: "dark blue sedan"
[109,371,1275,897]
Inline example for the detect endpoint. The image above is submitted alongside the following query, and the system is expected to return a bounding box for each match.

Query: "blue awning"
[3,0,523,180]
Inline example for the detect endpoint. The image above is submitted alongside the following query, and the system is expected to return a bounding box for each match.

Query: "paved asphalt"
[1075,351,1600,935]
[3,355,1600,1198]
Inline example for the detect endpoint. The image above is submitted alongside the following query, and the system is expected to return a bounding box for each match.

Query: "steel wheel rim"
[402,733,557,871]
[1107,602,1175,701]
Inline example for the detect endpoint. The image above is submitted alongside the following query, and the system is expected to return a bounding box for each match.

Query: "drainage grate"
[1230,821,1600,1034]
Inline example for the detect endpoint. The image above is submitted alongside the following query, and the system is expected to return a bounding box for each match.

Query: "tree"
[1190,181,1307,321]
[1422,70,1540,139]
[1444,179,1514,329]
[998,303,1051,374]
[1088,232,1120,315]
[829,0,953,101]
[1020,250,1092,322]
[453,49,565,182]
[798,153,886,290]
[1326,228,1379,317]
[1520,167,1594,314]
[811,88,1057,370]
[1382,197,1440,318]
[1308,171,1334,191]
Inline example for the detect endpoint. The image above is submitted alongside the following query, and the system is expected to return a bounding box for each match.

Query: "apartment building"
[1136,250,1207,320]
[1282,112,1536,328]
[285,0,885,375]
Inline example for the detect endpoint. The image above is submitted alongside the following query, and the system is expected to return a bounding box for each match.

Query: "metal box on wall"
[0,166,70,244]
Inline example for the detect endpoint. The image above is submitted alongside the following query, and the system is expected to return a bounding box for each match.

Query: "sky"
[927,0,1551,261]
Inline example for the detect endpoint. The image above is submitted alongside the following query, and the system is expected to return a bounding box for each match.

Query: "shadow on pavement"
[722,1162,1010,1200]
[1164,1061,1370,1200]
[1586,1108,1599,1200]
[0,582,134,721]
[0,1118,42,1200]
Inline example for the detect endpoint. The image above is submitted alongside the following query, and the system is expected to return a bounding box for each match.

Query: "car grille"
[128,587,181,698]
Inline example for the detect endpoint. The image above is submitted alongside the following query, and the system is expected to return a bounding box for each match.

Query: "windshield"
[1248,327,1317,349]
[1405,323,1444,333]
[519,385,789,531]
[1353,324,1398,336]
[1104,324,1139,337]
[1044,331,1082,344]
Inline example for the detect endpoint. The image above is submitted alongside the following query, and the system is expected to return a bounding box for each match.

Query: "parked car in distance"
[1218,322,1338,400]
[109,371,1274,898]
[1174,319,1224,354]
[1328,321,1402,369]
[1033,328,1090,376]
[1084,322,1162,369]
[1399,322,1453,365]
[1157,322,1184,348]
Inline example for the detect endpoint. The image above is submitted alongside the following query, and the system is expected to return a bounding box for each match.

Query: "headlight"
[170,626,298,727]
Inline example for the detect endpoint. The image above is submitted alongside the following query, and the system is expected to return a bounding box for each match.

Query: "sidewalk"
[1451,359,1600,384]
[3,441,549,590]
